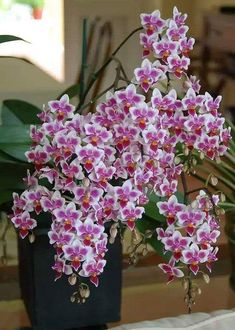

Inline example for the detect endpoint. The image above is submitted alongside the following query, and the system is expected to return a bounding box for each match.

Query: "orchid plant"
[10,7,231,310]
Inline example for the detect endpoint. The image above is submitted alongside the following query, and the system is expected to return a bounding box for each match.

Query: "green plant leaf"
[0,125,31,144]
[0,144,29,162]
[0,35,28,44]
[0,163,29,190]
[136,215,170,261]
[1,103,22,126]
[57,84,80,100]
[0,150,27,164]
[219,202,235,212]
[144,193,165,222]
[2,100,41,124]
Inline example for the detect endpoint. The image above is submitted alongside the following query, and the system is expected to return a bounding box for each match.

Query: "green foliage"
[15,0,44,9]
[0,35,27,44]
[194,120,235,212]
[0,97,40,206]
[57,84,80,100]
[2,100,41,125]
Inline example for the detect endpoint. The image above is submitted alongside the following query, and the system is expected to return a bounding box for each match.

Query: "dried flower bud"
[211,175,218,186]
[220,193,226,202]
[142,247,148,256]
[70,295,76,303]
[184,147,189,156]
[192,158,197,166]
[199,152,204,160]
[29,233,35,243]
[183,164,188,172]
[182,278,189,291]
[197,287,202,295]
[202,273,210,284]
[79,286,90,299]
[68,274,77,286]
[191,200,197,208]
[109,236,115,244]
[145,230,153,238]
[110,224,118,240]
[132,229,140,242]
[83,178,90,187]
[174,156,181,165]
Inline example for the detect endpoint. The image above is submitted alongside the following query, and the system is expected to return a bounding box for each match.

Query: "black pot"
[18,225,122,330]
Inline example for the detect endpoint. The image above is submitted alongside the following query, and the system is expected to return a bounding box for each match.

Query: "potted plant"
[1,6,232,328]
[31,0,44,19]
[14,0,45,19]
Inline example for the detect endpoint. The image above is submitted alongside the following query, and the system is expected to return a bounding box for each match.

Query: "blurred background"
[1,0,235,109]
[1,0,235,329]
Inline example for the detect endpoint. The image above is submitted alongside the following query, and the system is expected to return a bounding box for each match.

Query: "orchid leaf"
[0,144,29,162]
[0,125,30,144]
[2,100,41,124]
[144,193,165,222]
[0,150,26,164]
[58,84,80,100]
[136,215,170,261]
[1,103,22,125]
[219,202,235,212]
[0,164,28,190]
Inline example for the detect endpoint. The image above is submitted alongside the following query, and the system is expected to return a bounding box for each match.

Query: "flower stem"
[77,26,143,111]
[181,172,189,204]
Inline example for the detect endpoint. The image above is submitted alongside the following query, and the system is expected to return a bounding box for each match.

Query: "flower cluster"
[11,7,230,292]
[157,192,220,283]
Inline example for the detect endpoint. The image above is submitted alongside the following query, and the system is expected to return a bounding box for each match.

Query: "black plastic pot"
[18,225,122,330]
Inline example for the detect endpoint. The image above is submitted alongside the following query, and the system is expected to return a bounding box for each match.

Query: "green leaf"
[0,190,15,205]
[57,84,80,100]
[0,162,32,204]
[0,150,26,164]
[219,202,235,213]
[0,144,29,162]
[0,125,30,144]
[0,35,28,44]
[1,103,22,126]
[144,193,165,222]
[2,100,41,124]
[136,215,170,261]
[0,163,28,190]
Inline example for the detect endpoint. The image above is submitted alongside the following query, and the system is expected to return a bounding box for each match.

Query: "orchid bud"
[145,230,153,238]
[68,274,77,286]
[199,152,204,160]
[83,178,90,187]
[197,287,202,295]
[109,237,115,244]
[110,224,118,240]
[29,233,35,243]
[202,273,210,284]
[174,156,181,165]
[184,147,189,156]
[132,229,139,242]
[211,175,218,186]
[182,278,189,291]
[220,193,226,202]
[191,200,197,208]
[142,247,148,256]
